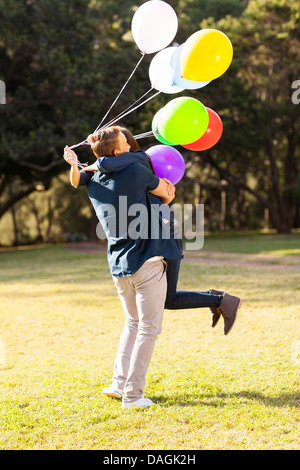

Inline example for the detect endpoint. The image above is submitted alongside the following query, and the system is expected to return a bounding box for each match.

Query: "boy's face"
[114,132,131,155]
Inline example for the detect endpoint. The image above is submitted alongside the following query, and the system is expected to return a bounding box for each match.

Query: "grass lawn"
[192,231,300,256]
[0,234,299,450]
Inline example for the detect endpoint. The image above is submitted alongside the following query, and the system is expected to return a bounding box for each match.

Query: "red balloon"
[182,108,223,151]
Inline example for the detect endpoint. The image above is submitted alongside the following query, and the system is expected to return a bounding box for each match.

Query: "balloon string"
[69,67,160,150]
[94,52,146,133]
[99,87,154,130]
[70,140,90,150]
[134,131,153,138]
[69,88,152,150]
[68,157,89,168]
[101,90,161,129]
[134,131,153,139]
[68,90,158,150]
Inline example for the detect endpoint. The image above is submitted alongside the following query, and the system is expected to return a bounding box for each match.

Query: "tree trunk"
[204,150,293,234]
[0,175,7,200]
[30,199,43,242]
[283,121,298,230]
[265,138,291,233]
[0,185,36,219]
[8,182,19,246]
[89,209,99,242]
[220,180,227,232]
[45,196,54,242]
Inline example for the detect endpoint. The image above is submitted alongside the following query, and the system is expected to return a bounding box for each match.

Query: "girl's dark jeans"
[164,258,222,310]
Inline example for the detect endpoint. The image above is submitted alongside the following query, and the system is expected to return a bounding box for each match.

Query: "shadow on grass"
[153,390,300,408]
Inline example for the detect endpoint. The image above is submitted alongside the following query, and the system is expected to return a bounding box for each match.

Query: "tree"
[1,0,299,241]
[0,1,94,216]
[186,0,300,233]
[0,0,148,224]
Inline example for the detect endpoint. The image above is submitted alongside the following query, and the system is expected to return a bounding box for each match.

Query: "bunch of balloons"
[131,0,233,86]
[130,1,233,183]
[148,99,223,184]
[132,1,232,93]
[148,30,233,95]
[152,98,223,151]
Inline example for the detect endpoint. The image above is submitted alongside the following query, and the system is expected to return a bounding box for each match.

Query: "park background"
[0,0,299,450]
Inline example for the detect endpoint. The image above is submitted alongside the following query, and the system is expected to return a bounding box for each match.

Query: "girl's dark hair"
[120,127,140,152]
[120,126,156,175]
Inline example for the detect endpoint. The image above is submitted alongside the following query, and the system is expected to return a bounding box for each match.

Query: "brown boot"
[209,289,225,328]
[216,292,243,335]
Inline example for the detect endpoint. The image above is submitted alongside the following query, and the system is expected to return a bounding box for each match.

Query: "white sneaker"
[122,397,154,409]
[102,386,123,399]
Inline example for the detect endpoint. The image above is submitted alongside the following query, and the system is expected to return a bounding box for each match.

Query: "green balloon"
[158,97,209,145]
[151,110,176,146]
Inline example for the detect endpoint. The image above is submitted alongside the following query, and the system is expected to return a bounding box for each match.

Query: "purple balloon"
[146,145,185,184]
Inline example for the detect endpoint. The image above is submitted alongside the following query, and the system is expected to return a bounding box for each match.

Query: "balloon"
[131,1,178,54]
[152,110,176,145]
[146,145,185,184]
[149,47,184,94]
[171,44,211,90]
[180,29,233,81]
[158,97,209,145]
[182,108,223,151]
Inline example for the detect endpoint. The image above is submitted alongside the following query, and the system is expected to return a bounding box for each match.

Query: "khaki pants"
[112,258,167,404]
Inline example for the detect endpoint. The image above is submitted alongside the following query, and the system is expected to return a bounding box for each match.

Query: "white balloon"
[131,0,178,54]
[149,47,184,94]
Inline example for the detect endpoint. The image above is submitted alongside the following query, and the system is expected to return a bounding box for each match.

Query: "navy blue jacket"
[78,151,182,277]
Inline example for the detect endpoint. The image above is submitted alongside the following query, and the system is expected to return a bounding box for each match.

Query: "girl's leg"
[164,258,222,310]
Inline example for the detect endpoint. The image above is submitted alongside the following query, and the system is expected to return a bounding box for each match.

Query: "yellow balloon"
[180,29,233,82]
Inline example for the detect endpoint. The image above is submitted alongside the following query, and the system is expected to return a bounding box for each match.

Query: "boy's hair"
[87,125,156,175]
[87,126,121,158]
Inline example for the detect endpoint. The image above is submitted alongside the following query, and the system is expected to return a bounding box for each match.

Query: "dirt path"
[66,242,300,270]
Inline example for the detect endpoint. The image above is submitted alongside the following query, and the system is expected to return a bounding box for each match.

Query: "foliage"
[0,0,300,244]
[186,0,300,233]
[0,0,149,223]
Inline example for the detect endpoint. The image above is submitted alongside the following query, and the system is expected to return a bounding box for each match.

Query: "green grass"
[0,235,299,450]
[200,231,300,255]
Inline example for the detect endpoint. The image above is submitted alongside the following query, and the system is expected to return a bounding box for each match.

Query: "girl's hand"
[163,178,175,197]
[64,146,78,167]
